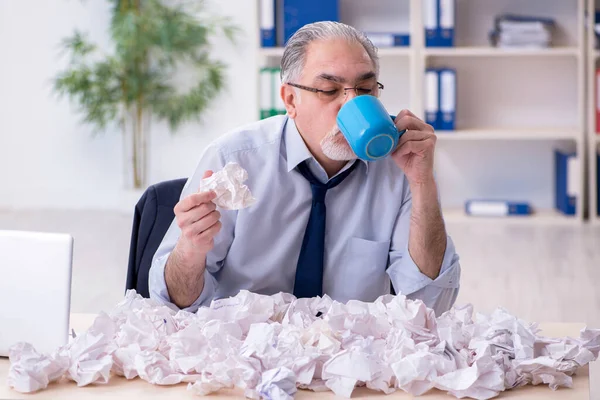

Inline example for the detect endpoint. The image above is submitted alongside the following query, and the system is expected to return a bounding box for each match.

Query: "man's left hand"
[391,109,437,186]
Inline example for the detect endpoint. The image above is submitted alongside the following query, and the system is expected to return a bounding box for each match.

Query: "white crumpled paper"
[199,162,256,210]
[256,367,297,400]
[8,290,600,400]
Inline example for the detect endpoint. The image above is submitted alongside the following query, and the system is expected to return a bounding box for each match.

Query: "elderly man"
[149,21,461,315]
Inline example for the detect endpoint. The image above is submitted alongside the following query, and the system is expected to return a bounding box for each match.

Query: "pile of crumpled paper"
[7,290,600,400]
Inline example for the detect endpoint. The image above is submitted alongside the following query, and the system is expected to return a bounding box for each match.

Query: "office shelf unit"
[257,0,587,224]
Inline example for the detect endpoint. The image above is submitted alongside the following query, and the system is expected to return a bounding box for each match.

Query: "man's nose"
[342,88,359,103]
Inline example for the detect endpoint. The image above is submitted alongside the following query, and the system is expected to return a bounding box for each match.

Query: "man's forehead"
[312,71,376,84]
[302,40,375,82]
[306,40,371,61]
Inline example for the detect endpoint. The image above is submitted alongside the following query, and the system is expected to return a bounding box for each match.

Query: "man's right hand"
[165,170,222,308]
[173,170,223,264]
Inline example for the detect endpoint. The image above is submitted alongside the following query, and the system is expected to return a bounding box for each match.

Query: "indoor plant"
[53,0,238,188]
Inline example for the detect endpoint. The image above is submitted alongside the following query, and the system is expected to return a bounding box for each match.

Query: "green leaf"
[52,0,239,134]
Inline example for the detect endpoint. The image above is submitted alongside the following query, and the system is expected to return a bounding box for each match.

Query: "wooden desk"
[0,314,592,399]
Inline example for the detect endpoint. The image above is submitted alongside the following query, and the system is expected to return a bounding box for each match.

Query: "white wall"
[0,0,582,216]
[0,0,258,212]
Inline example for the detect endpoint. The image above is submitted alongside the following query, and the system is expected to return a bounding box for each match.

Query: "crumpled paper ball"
[199,162,256,210]
[7,290,600,400]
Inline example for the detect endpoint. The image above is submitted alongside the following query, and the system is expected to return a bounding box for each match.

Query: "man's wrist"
[172,240,207,270]
[166,243,207,309]
[409,176,438,202]
[408,177,444,228]
[408,172,435,188]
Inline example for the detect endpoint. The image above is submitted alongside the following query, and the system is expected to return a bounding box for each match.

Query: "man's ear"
[281,84,299,118]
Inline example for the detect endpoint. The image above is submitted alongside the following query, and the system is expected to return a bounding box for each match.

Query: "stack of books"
[489,14,556,49]
[259,0,411,48]
[364,32,410,48]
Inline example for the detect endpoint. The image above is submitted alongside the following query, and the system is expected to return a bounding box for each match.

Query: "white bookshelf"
[436,128,579,141]
[587,0,600,224]
[257,0,587,224]
[424,47,580,57]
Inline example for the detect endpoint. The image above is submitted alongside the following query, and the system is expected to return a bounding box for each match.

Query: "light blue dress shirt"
[149,115,461,315]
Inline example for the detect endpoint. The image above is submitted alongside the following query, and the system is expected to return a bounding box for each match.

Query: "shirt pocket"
[337,237,391,303]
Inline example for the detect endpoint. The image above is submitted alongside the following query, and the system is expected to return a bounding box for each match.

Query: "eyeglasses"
[286,81,384,102]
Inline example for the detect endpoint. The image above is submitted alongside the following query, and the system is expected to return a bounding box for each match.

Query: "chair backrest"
[126,178,187,298]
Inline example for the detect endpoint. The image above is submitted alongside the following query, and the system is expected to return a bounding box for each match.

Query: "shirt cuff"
[387,235,461,296]
[148,252,217,313]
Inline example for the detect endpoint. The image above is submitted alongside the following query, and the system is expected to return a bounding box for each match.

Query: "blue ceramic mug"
[336,95,406,161]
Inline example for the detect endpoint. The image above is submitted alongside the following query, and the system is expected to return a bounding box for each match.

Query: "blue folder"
[282,0,339,45]
[554,149,576,216]
[465,200,532,217]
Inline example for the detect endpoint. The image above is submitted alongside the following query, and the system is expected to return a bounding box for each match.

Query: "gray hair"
[280,21,379,84]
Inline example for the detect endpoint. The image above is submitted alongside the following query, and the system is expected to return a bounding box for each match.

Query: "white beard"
[320,126,357,161]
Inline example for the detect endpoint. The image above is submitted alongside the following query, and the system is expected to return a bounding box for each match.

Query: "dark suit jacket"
[126,178,187,298]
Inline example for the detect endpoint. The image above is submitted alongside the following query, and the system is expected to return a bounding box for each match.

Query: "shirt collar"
[284,117,313,172]
[283,116,369,173]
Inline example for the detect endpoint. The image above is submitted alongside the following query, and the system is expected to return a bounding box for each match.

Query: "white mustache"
[320,125,357,161]
[326,127,342,138]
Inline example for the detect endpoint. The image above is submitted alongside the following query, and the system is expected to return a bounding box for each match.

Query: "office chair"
[126,178,187,298]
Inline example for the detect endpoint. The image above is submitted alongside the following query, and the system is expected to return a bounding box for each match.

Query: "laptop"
[0,230,73,357]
